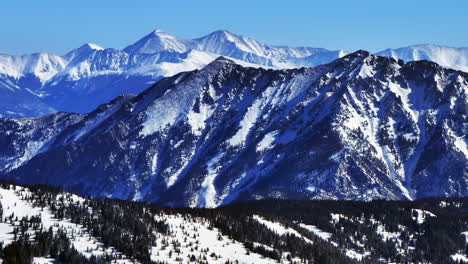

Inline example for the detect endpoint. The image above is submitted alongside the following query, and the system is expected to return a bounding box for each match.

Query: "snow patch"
[412,209,436,224]
[253,215,313,244]
[0,186,133,262]
[298,223,332,241]
[256,130,278,152]
[196,152,225,208]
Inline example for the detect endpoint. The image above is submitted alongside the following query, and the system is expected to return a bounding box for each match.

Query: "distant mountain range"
[1,51,466,207]
[0,29,467,117]
[378,44,468,72]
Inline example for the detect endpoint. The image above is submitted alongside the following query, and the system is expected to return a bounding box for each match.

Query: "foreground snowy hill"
[1,29,466,117]
[0,51,466,206]
[0,182,351,264]
[0,182,466,263]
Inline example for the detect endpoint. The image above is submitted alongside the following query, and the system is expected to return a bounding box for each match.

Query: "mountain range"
[0,50,466,207]
[0,29,467,118]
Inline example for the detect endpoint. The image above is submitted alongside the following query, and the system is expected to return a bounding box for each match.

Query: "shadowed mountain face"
[0,51,466,207]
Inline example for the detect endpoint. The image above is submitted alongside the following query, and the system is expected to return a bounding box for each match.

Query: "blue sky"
[1,0,467,55]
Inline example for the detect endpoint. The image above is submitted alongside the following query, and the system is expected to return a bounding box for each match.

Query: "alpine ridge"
[1,29,466,118]
[0,50,466,207]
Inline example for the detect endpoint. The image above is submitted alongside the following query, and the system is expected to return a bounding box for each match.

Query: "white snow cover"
[32,257,55,264]
[256,130,278,152]
[452,253,468,263]
[85,43,104,50]
[195,152,225,208]
[124,29,188,54]
[0,185,134,263]
[411,209,436,224]
[150,213,286,264]
[253,215,313,244]
[133,50,224,78]
[444,122,468,158]
[11,139,48,170]
[139,74,201,136]
[345,249,371,261]
[0,53,67,82]
[227,72,314,148]
[298,223,332,241]
[190,30,349,68]
[0,185,302,264]
[228,97,263,146]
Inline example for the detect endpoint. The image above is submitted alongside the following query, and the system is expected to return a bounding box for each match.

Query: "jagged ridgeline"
[0,182,467,263]
[0,51,467,207]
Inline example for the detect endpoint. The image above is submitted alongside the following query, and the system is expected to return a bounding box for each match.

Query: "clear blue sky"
[1,0,467,55]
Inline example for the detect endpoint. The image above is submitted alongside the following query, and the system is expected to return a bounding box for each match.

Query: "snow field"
[0,186,134,263]
[151,213,280,264]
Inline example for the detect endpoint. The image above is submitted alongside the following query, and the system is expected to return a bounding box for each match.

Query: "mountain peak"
[202,56,237,72]
[124,29,187,54]
[337,50,373,64]
[64,43,104,58]
[80,43,104,51]
[351,49,371,57]
[197,29,241,44]
[212,56,236,64]
[149,29,175,38]
[209,29,235,37]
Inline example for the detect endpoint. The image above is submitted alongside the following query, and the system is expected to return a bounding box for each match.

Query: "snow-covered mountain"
[124,29,188,54]
[3,28,466,118]
[377,44,468,72]
[0,51,466,207]
[124,29,344,68]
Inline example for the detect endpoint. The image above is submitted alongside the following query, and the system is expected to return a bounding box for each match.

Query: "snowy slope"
[124,29,188,54]
[0,184,326,264]
[0,52,67,82]
[150,214,287,264]
[0,185,134,263]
